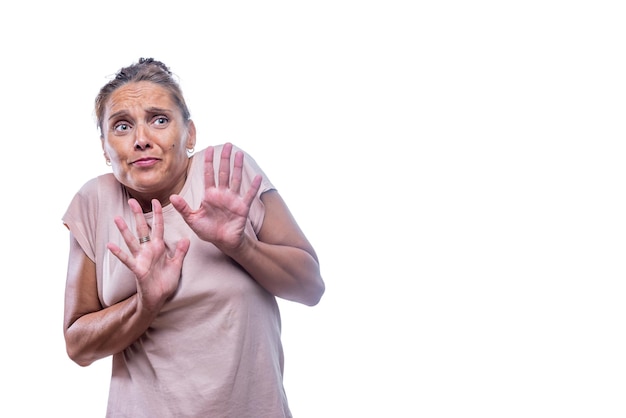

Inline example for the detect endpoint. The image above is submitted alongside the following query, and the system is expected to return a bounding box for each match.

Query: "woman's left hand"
[171,143,262,252]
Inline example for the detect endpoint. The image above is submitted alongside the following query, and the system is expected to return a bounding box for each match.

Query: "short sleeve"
[62,177,100,261]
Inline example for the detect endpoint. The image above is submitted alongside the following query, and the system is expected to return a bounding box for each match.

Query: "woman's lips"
[132,157,160,167]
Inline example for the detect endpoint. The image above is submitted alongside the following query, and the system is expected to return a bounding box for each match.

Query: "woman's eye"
[154,116,169,126]
[114,123,130,132]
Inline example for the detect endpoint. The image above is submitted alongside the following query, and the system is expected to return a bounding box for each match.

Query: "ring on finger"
[138,235,151,244]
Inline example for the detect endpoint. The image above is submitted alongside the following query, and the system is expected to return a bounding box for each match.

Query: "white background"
[1,1,625,417]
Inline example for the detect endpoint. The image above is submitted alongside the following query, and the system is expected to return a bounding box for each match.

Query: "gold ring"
[139,236,151,244]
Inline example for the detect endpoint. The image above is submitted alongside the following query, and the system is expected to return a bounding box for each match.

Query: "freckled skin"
[101,81,196,212]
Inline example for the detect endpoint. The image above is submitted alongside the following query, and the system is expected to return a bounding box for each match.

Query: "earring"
[106,158,111,166]
[187,147,195,155]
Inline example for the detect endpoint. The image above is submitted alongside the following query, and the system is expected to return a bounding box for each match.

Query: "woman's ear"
[185,120,197,150]
[101,139,111,165]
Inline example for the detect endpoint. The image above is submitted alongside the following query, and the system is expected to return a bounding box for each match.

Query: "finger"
[218,142,233,188]
[128,199,151,241]
[171,238,191,265]
[230,150,244,194]
[243,174,263,208]
[107,242,133,269]
[151,199,164,241]
[113,216,140,254]
[204,146,216,189]
[170,194,193,221]
[112,216,139,258]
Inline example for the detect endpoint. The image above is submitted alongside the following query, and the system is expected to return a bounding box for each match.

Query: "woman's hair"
[94,58,191,137]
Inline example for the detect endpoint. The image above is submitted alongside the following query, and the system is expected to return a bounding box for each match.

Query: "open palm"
[171,143,262,251]
[107,198,190,310]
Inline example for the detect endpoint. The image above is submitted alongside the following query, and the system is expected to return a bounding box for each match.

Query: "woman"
[62,57,324,417]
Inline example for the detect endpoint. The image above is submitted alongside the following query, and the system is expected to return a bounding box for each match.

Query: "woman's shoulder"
[75,173,120,196]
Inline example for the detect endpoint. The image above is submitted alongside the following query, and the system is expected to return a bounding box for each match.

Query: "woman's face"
[101,81,196,203]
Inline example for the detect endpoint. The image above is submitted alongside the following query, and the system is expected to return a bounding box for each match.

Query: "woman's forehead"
[107,81,174,112]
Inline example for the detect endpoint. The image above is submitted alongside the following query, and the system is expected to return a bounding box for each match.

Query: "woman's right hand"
[107,198,190,312]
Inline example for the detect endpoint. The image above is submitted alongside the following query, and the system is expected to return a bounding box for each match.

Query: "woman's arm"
[170,143,325,306]
[63,199,190,366]
[222,190,325,306]
[63,234,157,366]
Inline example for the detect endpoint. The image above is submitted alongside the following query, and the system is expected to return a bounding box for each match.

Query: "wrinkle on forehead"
[106,81,175,118]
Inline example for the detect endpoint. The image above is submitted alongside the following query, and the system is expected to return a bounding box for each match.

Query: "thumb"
[170,194,193,221]
[172,237,191,264]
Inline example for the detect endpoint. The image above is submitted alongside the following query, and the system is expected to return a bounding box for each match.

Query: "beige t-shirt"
[63,145,292,417]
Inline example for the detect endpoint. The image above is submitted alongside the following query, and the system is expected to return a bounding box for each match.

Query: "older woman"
[62,57,324,417]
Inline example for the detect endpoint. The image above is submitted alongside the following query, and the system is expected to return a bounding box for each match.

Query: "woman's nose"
[134,124,152,150]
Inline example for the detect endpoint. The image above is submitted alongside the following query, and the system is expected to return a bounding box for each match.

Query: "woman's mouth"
[132,157,160,167]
